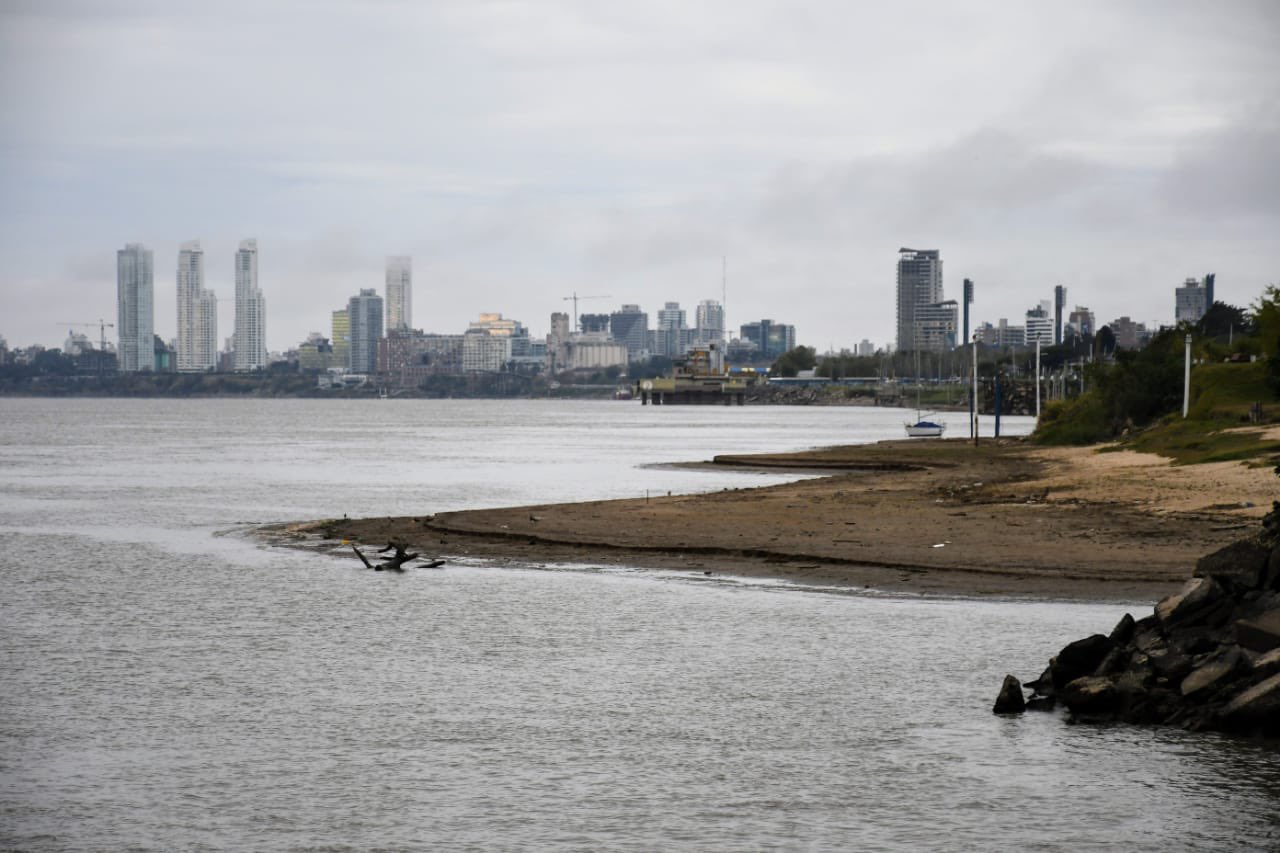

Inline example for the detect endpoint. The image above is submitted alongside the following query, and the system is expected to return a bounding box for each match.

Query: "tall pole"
[1035,339,1041,420]
[972,332,979,445]
[1183,333,1192,418]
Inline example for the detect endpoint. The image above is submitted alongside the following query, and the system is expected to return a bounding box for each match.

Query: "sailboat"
[904,352,945,437]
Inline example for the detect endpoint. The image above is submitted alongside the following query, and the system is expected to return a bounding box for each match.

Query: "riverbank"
[267,436,1279,602]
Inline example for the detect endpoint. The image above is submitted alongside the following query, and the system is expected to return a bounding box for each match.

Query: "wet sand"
[265,437,1278,602]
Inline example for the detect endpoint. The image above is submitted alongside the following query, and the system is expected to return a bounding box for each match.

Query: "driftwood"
[351,541,440,572]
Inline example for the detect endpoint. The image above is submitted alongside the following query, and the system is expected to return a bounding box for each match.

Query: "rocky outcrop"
[998,501,1280,739]
[993,675,1026,714]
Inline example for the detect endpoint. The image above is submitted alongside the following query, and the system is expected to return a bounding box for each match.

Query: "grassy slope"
[1038,361,1280,465]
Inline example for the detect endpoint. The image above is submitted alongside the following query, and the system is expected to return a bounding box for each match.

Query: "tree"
[1196,301,1251,340]
[1252,285,1280,357]
[770,346,817,377]
[1094,326,1116,359]
[1252,285,1280,394]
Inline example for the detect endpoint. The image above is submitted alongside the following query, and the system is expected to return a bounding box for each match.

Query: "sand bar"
[269,438,1278,603]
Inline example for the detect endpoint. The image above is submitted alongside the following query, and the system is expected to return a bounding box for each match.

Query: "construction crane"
[561,292,612,331]
[58,319,115,352]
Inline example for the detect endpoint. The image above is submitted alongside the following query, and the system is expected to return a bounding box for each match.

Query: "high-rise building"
[1110,316,1152,350]
[331,309,350,369]
[915,301,959,350]
[385,256,412,332]
[656,301,690,357]
[896,248,944,352]
[348,289,384,374]
[116,243,154,372]
[1053,285,1067,345]
[1176,276,1210,324]
[1066,306,1096,341]
[234,239,266,371]
[610,305,650,361]
[695,299,725,345]
[739,319,796,359]
[176,240,218,372]
[978,319,1026,349]
[1026,300,1054,346]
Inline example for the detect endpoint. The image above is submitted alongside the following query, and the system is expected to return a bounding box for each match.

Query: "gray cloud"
[1,1,1278,351]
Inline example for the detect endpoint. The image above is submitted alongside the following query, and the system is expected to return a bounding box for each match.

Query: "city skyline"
[2,3,1277,351]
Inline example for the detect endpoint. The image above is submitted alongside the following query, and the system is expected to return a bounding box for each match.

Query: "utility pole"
[1183,333,1193,418]
[1035,339,1041,420]
[971,332,979,445]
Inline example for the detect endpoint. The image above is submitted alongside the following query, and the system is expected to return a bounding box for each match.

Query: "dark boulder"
[1234,608,1280,653]
[1156,577,1226,630]
[1265,546,1280,591]
[1194,539,1269,591]
[1024,663,1055,697]
[993,675,1026,715]
[1110,612,1136,645]
[1179,647,1245,698]
[1249,647,1280,678]
[1026,695,1056,712]
[1094,646,1129,677]
[1061,676,1120,716]
[1051,634,1115,690]
[1147,647,1193,683]
[1219,673,1280,737]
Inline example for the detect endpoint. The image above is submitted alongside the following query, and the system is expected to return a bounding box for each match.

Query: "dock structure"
[636,375,748,405]
[634,343,751,405]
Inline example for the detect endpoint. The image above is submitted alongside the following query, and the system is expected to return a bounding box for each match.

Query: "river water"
[1,398,1277,851]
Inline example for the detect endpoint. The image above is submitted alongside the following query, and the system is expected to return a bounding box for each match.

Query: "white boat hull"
[905,423,945,438]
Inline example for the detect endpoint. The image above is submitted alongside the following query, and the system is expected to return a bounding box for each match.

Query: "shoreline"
[260,437,1277,603]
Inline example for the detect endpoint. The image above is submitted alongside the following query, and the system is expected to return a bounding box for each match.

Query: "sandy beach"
[272,437,1278,602]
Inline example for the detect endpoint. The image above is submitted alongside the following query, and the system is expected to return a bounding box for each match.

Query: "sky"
[2,0,1278,353]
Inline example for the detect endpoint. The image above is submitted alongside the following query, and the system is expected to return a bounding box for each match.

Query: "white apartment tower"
[116,243,154,372]
[896,248,944,352]
[234,239,267,371]
[386,256,412,332]
[176,240,218,372]
[695,299,725,345]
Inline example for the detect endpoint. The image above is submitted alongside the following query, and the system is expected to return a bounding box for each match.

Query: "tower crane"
[561,293,612,331]
[58,319,115,351]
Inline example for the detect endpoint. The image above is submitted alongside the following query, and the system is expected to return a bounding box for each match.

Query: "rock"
[1219,673,1280,737]
[1234,608,1280,653]
[1094,646,1129,676]
[1194,539,1269,591]
[1170,627,1223,658]
[1132,619,1165,653]
[1147,647,1193,682]
[1179,647,1245,697]
[1156,577,1226,630]
[1061,676,1120,716]
[1026,695,1056,712]
[1110,612,1136,645]
[1024,663,1055,697]
[1052,634,1115,690]
[1265,546,1280,590]
[1250,647,1280,678]
[993,674,1026,714]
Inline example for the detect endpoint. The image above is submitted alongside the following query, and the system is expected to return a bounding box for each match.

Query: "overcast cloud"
[1,0,1277,351]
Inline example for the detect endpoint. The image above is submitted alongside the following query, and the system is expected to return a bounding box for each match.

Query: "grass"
[1127,417,1280,466]
[1110,361,1279,465]
[1036,360,1280,465]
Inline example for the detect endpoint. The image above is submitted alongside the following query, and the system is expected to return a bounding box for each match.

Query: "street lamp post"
[1183,333,1193,418]
[972,332,979,445]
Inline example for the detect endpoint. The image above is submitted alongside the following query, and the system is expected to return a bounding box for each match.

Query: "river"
[1,398,1276,851]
